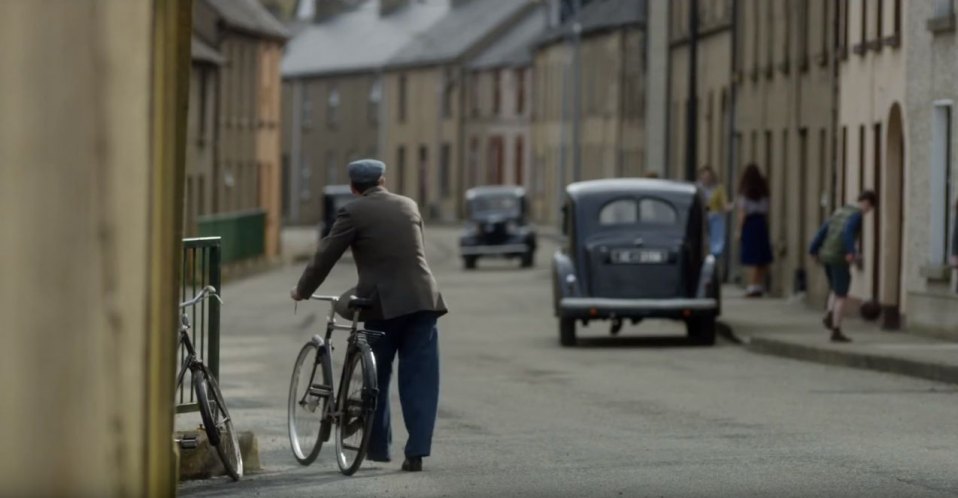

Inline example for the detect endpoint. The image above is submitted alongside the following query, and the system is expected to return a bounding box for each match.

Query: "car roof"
[323,184,353,196]
[466,185,526,199]
[566,178,697,201]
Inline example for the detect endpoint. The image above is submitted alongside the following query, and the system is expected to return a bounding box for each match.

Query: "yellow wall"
[0,0,190,495]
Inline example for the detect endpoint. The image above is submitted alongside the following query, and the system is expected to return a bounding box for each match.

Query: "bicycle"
[288,294,385,475]
[176,285,243,481]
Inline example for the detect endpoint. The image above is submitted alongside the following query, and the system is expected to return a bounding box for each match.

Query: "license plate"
[610,249,667,264]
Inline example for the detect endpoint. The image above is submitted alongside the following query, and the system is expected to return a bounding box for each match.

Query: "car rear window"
[598,198,678,226]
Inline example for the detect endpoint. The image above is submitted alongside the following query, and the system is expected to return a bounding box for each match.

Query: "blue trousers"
[364,311,440,460]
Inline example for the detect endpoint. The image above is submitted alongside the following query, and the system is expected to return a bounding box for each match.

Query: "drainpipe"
[685,0,699,182]
[571,0,582,182]
[289,79,302,224]
[724,0,739,279]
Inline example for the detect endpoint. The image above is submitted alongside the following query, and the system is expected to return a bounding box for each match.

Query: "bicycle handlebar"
[179,285,222,309]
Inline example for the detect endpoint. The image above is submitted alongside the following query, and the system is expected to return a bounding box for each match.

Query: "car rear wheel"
[686,316,716,346]
[559,318,577,347]
[463,256,477,270]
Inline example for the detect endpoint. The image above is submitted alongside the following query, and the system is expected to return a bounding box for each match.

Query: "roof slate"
[206,0,290,40]
[387,0,534,69]
[469,4,547,70]
[538,0,645,47]
[282,0,449,78]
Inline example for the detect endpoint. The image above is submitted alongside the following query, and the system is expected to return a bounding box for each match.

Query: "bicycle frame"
[175,314,198,391]
[300,296,382,425]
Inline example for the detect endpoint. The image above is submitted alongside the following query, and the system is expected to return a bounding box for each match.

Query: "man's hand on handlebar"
[290,286,305,301]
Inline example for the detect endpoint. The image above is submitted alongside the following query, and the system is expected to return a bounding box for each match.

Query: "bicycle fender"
[359,346,379,413]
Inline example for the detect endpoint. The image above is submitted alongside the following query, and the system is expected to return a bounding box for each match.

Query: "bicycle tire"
[288,340,333,466]
[197,367,244,480]
[335,348,376,476]
[193,369,221,447]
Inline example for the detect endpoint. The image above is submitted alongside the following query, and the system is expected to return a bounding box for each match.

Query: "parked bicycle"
[288,294,385,475]
[176,285,243,481]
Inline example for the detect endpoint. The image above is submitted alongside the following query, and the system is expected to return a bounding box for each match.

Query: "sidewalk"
[722,286,958,384]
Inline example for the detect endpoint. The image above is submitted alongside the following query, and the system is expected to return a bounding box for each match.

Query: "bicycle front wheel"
[195,367,243,480]
[335,349,376,476]
[288,340,333,465]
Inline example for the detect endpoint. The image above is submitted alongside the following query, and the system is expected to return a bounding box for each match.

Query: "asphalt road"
[180,227,958,498]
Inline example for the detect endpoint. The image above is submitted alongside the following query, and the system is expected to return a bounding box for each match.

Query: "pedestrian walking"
[290,159,447,472]
[697,166,733,257]
[736,164,774,297]
[809,190,877,343]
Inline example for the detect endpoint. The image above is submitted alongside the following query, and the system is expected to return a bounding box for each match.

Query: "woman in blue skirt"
[736,164,773,297]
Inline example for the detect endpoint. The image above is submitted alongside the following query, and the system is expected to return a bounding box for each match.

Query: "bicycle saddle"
[348,296,374,310]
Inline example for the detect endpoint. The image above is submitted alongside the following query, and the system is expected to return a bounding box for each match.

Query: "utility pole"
[685,0,699,182]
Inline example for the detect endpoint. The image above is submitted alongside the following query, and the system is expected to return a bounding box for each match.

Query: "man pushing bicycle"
[290,159,447,472]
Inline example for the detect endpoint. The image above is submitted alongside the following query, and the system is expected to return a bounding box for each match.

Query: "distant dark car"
[318,185,354,240]
[552,179,720,347]
[459,186,537,270]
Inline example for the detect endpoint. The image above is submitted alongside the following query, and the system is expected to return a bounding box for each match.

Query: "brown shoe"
[830,329,852,343]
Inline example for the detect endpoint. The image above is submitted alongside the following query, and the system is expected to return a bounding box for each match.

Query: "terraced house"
[382,0,538,221]
[187,0,288,262]
[281,0,448,225]
[532,0,647,224]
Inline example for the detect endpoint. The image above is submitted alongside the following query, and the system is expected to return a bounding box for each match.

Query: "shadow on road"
[180,466,393,497]
[573,335,704,349]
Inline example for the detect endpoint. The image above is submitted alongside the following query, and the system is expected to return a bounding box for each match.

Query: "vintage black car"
[459,186,537,269]
[552,179,720,346]
[318,185,355,239]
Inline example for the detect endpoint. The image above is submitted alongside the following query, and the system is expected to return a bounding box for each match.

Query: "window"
[820,0,830,58]
[598,198,678,225]
[368,78,381,125]
[859,125,866,194]
[493,69,502,115]
[893,0,902,38]
[931,103,953,265]
[418,145,428,205]
[440,143,451,198]
[398,74,407,123]
[515,136,525,186]
[600,199,638,225]
[470,71,480,117]
[639,198,679,225]
[876,0,883,39]
[327,84,340,128]
[441,69,454,119]
[515,68,526,115]
[860,0,868,46]
[935,0,953,18]
[325,150,338,184]
[799,0,810,69]
[301,84,313,128]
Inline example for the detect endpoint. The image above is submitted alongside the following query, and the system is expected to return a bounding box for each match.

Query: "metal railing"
[176,237,222,413]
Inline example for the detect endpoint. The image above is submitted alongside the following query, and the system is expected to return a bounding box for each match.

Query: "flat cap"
[348,159,386,184]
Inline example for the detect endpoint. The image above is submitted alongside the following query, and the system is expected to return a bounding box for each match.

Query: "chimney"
[314,0,347,22]
[379,0,409,16]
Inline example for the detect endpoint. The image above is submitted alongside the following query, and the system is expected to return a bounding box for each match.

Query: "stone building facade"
[463,6,546,210]
[731,0,840,302]
[382,0,536,221]
[836,0,907,326]
[532,0,647,224]
[902,0,958,337]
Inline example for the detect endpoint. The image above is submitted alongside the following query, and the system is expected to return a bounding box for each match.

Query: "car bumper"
[558,297,718,319]
[460,244,530,256]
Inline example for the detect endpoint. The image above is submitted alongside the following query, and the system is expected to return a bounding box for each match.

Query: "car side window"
[638,198,678,225]
[599,199,638,225]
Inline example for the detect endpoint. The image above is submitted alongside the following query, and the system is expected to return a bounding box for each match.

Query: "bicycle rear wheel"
[288,340,333,465]
[335,349,376,476]
[194,367,243,480]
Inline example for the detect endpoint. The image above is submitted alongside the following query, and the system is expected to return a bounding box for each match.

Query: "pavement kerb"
[744,335,958,384]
